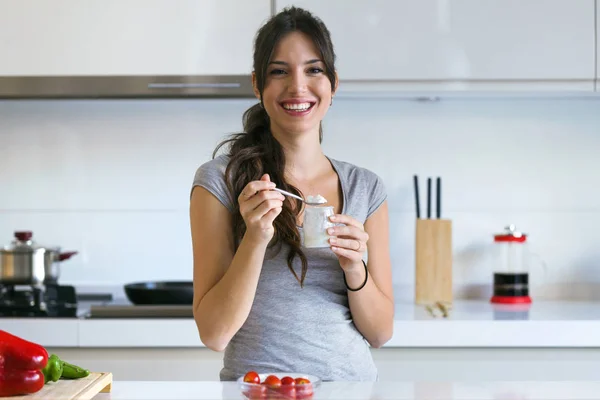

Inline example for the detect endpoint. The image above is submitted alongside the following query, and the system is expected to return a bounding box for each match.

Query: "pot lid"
[2,231,45,253]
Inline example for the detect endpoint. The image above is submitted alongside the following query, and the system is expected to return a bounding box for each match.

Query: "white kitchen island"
[93,380,600,400]
[6,299,600,382]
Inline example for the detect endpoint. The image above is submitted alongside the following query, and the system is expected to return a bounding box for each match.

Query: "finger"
[262,205,283,224]
[248,199,284,221]
[329,214,363,229]
[239,180,276,201]
[260,173,271,182]
[331,245,362,261]
[241,190,285,213]
[329,237,362,252]
[328,225,368,242]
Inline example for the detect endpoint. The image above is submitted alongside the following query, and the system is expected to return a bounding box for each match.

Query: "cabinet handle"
[148,82,241,89]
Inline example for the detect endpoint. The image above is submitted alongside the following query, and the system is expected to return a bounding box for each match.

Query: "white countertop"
[92,380,600,400]
[4,299,600,348]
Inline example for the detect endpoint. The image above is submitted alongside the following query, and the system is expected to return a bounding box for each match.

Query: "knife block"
[415,219,453,305]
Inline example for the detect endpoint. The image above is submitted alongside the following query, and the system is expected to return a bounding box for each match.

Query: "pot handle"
[58,251,78,261]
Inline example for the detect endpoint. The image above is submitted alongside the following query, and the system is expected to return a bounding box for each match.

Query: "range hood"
[0,75,255,99]
[0,0,268,99]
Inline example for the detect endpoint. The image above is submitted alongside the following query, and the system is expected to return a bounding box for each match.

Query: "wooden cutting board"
[12,372,112,400]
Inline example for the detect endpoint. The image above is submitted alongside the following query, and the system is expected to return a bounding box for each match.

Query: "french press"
[490,224,532,304]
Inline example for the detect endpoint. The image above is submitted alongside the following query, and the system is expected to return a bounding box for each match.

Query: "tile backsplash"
[1,97,599,301]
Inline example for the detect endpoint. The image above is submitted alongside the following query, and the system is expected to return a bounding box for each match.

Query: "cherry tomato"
[280,376,296,386]
[243,371,261,384]
[278,385,297,399]
[294,378,313,398]
[242,384,267,399]
[263,374,281,388]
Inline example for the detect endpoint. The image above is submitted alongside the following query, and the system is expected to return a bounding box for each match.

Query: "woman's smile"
[256,30,334,137]
[280,99,317,117]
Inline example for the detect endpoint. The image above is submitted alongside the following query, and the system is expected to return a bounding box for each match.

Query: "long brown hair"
[213,6,337,286]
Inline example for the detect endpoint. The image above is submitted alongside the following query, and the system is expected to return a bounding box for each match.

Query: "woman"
[189,6,394,382]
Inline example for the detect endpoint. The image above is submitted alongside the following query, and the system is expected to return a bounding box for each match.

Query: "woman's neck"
[273,130,330,183]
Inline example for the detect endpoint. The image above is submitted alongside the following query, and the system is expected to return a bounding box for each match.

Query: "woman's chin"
[276,121,321,137]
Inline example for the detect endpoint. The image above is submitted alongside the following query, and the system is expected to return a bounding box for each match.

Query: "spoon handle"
[273,187,304,203]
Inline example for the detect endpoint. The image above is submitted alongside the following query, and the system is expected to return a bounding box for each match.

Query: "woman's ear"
[252,72,261,101]
[332,70,339,97]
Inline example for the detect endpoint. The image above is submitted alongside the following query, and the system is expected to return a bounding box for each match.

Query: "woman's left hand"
[327,214,368,273]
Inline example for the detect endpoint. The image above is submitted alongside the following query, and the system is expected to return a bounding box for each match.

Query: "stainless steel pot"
[43,247,78,283]
[0,231,78,285]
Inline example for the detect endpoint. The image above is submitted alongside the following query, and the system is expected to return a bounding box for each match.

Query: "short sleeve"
[190,155,236,213]
[367,172,387,218]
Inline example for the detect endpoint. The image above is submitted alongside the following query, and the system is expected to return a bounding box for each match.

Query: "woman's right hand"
[238,174,285,244]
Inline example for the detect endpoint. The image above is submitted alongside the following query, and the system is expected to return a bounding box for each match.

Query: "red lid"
[490,295,532,304]
[494,225,527,243]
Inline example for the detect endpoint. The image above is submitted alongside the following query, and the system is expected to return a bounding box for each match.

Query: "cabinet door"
[276,0,595,91]
[0,0,270,76]
[597,1,600,91]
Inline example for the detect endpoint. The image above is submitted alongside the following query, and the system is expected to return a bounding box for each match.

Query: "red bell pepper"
[0,330,48,396]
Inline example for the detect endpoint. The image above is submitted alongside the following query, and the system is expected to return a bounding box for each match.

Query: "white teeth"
[283,102,311,111]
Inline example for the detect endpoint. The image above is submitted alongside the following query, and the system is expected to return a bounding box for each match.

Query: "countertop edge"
[4,317,600,348]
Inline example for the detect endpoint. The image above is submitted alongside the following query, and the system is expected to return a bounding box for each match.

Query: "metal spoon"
[273,187,327,206]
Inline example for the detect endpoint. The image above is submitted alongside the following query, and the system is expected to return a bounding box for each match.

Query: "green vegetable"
[41,354,63,383]
[60,361,90,379]
[41,353,90,383]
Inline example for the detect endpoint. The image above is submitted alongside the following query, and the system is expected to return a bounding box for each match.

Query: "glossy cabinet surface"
[0,0,271,76]
[597,1,600,90]
[276,0,596,91]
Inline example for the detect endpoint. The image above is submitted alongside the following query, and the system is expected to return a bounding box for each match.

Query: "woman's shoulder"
[328,157,387,218]
[195,153,231,176]
[328,157,384,186]
[191,153,235,212]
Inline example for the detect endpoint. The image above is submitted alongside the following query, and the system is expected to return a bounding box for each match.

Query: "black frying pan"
[124,281,194,305]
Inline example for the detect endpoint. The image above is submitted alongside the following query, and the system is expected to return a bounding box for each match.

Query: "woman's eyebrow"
[268,59,323,66]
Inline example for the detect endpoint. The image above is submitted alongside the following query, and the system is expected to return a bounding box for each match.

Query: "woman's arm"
[190,177,284,352]
[331,201,394,348]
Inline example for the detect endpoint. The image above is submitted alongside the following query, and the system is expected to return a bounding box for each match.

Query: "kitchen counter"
[5,299,600,348]
[93,380,600,400]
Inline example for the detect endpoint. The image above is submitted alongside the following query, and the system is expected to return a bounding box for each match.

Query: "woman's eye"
[269,69,286,75]
[308,67,324,74]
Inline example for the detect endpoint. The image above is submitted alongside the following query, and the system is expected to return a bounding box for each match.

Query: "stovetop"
[0,284,193,319]
[0,284,78,318]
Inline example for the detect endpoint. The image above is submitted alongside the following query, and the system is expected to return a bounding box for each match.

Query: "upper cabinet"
[0,0,270,76]
[276,0,596,93]
[597,1,600,91]
[0,0,596,97]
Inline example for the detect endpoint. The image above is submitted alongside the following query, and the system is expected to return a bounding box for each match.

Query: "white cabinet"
[276,0,596,92]
[0,0,270,76]
[597,1,600,91]
[47,347,600,382]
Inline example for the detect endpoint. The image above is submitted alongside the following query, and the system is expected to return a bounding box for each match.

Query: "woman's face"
[255,31,336,138]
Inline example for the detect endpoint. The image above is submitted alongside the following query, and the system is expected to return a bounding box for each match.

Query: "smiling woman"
[258,30,335,138]
[189,6,394,382]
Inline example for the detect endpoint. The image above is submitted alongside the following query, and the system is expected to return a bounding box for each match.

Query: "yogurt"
[306,194,328,205]
[302,204,334,248]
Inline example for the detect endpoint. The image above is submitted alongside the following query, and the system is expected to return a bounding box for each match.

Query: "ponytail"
[212,101,309,286]
[243,103,270,136]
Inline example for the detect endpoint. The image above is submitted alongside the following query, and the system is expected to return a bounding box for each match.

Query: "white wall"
[1,97,599,300]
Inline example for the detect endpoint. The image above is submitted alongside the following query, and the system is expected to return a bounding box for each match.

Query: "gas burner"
[0,284,78,318]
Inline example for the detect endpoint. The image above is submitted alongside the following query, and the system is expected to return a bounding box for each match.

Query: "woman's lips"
[280,101,316,117]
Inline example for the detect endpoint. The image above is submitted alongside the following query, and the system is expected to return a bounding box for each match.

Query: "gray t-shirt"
[191,154,387,382]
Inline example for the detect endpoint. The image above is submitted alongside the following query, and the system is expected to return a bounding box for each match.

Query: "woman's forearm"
[194,234,268,351]
[346,264,394,348]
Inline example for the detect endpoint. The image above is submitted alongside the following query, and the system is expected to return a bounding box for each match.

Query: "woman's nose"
[288,71,307,93]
